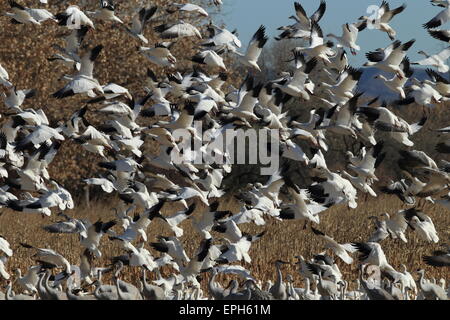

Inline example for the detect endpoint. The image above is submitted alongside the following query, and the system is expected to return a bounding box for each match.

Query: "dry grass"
[0,194,449,295]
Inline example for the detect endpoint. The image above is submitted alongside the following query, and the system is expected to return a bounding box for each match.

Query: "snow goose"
[78,219,116,258]
[52,45,104,99]
[347,141,385,181]
[230,25,268,72]
[13,266,41,295]
[379,211,408,242]
[423,244,450,267]
[0,65,12,89]
[166,3,209,17]
[139,42,177,68]
[316,98,359,139]
[359,265,395,300]
[423,4,450,28]
[374,56,413,98]
[351,242,394,272]
[279,185,325,224]
[123,6,157,44]
[25,7,57,24]
[20,243,72,274]
[2,86,36,112]
[320,66,363,104]
[310,227,354,264]
[212,219,243,242]
[416,269,448,300]
[215,231,265,264]
[119,180,158,210]
[150,236,190,266]
[192,201,232,234]
[364,39,415,79]
[308,168,358,209]
[202,22,241,50]
[276,1,327,41]
[367,216,390,243]
[325,48,348,76]
[47,26,89,71]
[431,0,450,7]
[42,212,88,237]
[112,200,166,243]
[326,21,367,55]
[409,214,439,243]
[55,5,95,29]
[227,75,263,122]
[272,52,317,99]
[293,21,335,65]
[179,238,213,285]
[154,20,202,39]
[269,260,289,300]
[6,0,41,25]
[0,236,13,258]
[413,47,450,73]
[163,203,196,237]
[359,1,406,40]
[425,68,450,97]
[428,28,450,42]
[395,78,443,108]
[191,49,227,71]
[14,123,64,151]
[89,0,123,24]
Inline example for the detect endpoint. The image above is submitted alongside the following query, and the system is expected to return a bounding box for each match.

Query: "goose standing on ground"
[359,265,394,300]
[269,260,289,300]
[416,269,448,300]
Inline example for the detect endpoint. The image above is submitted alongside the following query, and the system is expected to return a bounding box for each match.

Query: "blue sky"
[214,0,449,67]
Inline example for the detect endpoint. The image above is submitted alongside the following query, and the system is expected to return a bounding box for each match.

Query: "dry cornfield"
[1,194,449,294]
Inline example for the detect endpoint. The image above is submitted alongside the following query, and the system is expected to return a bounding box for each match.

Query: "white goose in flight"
[229,25,268,72]
[413,46,450,73]
[363,39,415,79]
[326,21,367,55]
[359,1,407,40]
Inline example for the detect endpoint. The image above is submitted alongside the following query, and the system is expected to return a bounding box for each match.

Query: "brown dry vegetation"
[0,0,449,297]
[0,194,449,294]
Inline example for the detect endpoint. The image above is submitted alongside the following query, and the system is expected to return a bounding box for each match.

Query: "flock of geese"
[0,0,449,300]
